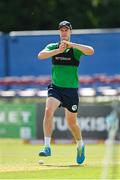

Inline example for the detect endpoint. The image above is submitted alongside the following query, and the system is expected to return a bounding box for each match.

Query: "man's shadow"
[39,163,87,168]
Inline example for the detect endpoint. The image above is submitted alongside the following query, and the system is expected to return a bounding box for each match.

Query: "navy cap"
[58,20,72,30]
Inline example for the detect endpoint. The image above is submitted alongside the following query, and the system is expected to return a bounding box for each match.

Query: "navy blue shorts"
[48,84,79,113]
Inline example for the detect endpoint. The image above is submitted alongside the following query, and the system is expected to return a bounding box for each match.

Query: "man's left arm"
[62,40,94,55]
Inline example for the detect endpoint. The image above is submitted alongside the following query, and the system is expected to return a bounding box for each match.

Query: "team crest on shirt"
[72,105,77,111]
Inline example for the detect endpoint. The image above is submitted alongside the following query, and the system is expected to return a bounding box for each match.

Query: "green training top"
[44,42,84,88]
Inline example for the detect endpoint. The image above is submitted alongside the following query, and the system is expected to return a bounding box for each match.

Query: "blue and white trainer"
[39,146,51,156]
[76,145,85,164]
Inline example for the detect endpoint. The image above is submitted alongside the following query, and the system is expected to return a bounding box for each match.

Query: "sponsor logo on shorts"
[48,87,53,90]
[72,105,77,111]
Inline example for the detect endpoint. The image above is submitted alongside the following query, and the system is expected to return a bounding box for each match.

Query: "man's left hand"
[61,40,73,48]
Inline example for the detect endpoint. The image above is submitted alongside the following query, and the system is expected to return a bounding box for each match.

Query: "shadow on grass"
[39,163,87,168]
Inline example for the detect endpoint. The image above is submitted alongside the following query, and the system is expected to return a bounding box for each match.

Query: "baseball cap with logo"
[58,20,72,30]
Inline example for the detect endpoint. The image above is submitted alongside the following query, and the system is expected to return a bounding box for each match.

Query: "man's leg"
[39,97,60,156]
[65,109,85,164]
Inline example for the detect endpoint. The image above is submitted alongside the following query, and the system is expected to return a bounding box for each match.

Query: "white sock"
[44,137,51,147]
[76,139,84,148]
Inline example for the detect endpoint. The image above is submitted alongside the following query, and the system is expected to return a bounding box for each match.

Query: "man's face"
[59,27,71,41]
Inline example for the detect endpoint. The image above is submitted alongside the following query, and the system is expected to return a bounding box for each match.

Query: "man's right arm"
[38,42,67,60]
[38,48,61,60]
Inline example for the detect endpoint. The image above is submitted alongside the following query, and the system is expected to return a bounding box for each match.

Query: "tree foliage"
[0,0,120,32]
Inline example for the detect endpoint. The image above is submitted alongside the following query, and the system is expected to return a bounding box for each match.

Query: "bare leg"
[43,97,60,137]
[39,97,60,156]
[65,108,82,141]
[65,108,85,164]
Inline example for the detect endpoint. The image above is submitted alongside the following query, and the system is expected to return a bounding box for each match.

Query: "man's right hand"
[58,42,67,53]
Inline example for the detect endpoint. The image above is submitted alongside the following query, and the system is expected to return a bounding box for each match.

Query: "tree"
[0,0,120,33]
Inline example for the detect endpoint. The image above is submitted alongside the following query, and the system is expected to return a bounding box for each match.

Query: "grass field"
[0,139,120,179]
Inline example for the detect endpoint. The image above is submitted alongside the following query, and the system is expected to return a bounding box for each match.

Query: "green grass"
[0,139,120,179]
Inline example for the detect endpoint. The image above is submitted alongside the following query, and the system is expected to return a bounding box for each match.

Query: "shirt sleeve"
[44,43,58,51]
[73,48,84,60]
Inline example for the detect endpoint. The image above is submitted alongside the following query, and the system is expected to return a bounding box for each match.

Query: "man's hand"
[61,40,73,48]
[58,41,67,53]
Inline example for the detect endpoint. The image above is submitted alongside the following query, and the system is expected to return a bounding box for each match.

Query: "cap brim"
[59,25,71,29]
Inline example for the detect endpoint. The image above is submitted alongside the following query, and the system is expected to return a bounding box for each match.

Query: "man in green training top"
[38,20,94,164]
